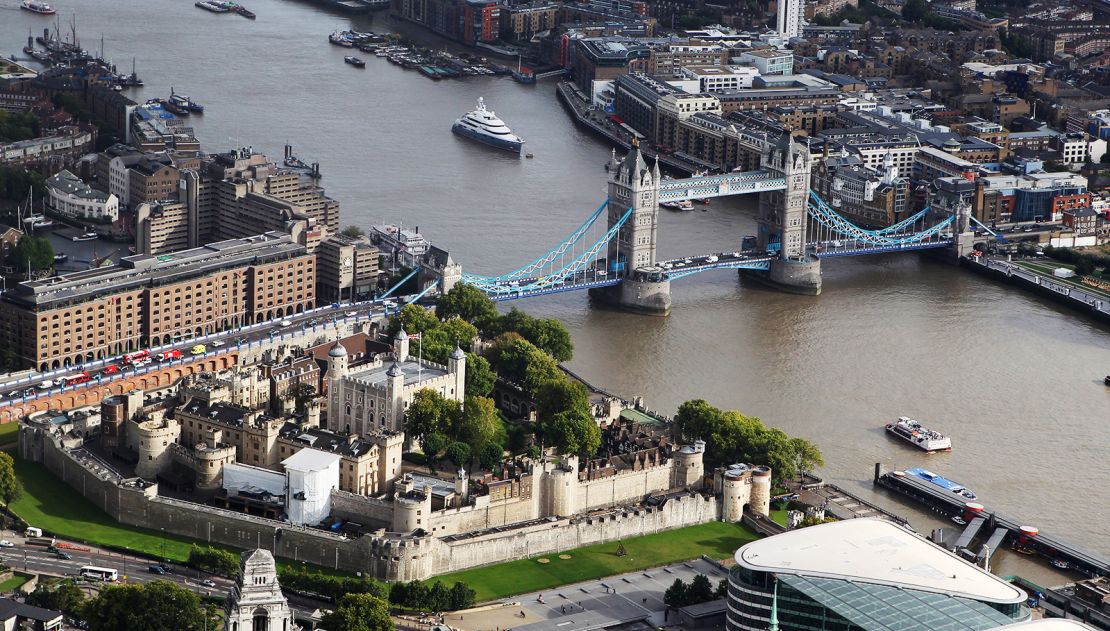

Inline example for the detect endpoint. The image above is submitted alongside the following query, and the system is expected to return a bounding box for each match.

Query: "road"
[0,532,329,618]
[0,292,417,407]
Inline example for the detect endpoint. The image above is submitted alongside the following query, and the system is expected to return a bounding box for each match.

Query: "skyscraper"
[776,0,803,39]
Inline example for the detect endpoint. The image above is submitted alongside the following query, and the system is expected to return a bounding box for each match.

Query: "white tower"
[224,549,294,631]
[327,342,348,433]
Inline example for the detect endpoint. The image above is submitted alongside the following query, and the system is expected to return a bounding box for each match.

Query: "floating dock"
[874,464,1110,579]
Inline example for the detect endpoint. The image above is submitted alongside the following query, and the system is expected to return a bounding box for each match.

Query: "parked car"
[201,579,216,587]
[148,565,166,574]
[279,320,292,327]
[0,540,14,548]
[211,340,225,347]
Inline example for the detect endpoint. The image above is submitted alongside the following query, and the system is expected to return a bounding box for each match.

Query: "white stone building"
[327,329,466,436]
[45,170,119,221]
[224,549,294,631]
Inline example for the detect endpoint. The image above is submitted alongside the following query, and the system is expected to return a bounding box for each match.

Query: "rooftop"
[282,447,342,472]
[348,358,450,388]
[45,170,111,202]
[735,518,1026,604]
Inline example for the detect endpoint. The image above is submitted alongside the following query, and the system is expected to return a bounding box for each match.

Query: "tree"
[799,515,839,528]
[1075,259,1095,277]
[543,408,601,457]
[901,0,927,21]
[83,580,207,631]
[440,317,478,350]
[27,580,85,615]
[448,581,477,610]
[663,578,688,608]
[187,545,238,577]
[321,593,395,631]
[453,396,503,454]
[0,452,22,505]
[340,225,365,238]
[464,352,496,397]
[687,574,714,604]
[715,579,728,600]
[283,382,316,414]
[788,437,825,482]
[520,348,562,396]
[9,235,54,272]
[404,389,455,448]
[496,308,534,338]
[522,318,574,362]
[445,442,472,467]
[423,432,447,462]
[436,283,499,332]
[535,378,590,423]
[386,304,440,337]
[478,442,505,470]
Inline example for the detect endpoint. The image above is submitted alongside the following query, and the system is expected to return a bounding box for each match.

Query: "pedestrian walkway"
[446,558,726,631]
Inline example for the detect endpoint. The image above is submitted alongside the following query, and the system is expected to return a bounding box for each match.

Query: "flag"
[408,332,421,340]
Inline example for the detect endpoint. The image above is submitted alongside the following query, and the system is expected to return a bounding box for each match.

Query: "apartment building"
[0,232,315,371]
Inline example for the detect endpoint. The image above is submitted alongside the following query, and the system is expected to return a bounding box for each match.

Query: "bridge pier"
[742,256,822,295]
[590,267,672,316]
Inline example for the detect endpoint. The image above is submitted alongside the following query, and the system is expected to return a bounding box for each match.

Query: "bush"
[390,580,476,611]
[278,566,388,602]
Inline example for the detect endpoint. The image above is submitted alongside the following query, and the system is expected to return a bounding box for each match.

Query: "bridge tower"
[951,197,977,259]
[748,133,822,295]
[590,140,672,315]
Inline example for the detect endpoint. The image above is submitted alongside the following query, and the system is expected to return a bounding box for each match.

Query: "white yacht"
[451,98,524,153]
[885,416,952,452]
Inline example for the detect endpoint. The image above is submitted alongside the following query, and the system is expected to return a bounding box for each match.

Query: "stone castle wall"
[576,465,674,513]
[21,425,720,582]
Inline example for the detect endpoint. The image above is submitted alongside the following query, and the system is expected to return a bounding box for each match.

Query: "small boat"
[951,516,966,525]
[195,1,230,12]
[660,201,681,210]
[53,253,69,263]
[72,231,98,242]
[170,89,204,114]
[1104,375,1110,385]
[677,200,695,211]
[20,0,56,15]
[344,56,366,67]
[30,218,54,229]
[329,30,354,47]
[1051,559,1069,570]
[234,4,256,18]
[885,416,952,452]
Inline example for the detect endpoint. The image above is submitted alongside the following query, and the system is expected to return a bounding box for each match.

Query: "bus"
[80,566,118,582]
[122,350,150,365]
[63,372,91,386]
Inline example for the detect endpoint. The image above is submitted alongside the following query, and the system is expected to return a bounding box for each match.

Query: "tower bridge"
[459,134,972,315]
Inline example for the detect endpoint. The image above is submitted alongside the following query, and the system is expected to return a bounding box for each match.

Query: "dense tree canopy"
[82,580,210,631]
[464,352,496,397]
[436,283,500,332]
[675,399,823,481]
[404,389,460,449]
[321,593,395,631]
[9,235,55,272]
[0,452,22,505]
[542,408,601,457]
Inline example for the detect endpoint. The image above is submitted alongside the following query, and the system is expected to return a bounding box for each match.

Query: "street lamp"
[160,527,166,562]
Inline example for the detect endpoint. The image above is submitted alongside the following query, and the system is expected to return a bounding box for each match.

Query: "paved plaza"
[447,558,728,631]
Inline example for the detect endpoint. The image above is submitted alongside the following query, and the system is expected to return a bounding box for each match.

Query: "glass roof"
[779,574,1024,631]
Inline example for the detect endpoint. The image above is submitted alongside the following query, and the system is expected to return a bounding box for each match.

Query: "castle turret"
[546,455,579,517]
[134,418,180,481]
[392,481,433,533]
[395,328,410,362]
[750,466,772,516]
[448,344,466,400]
[671,442,705,489]
[721,465,752,522]
[454,466,469,505]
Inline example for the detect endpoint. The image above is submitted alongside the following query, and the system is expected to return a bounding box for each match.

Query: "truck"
[24,527,42,538]
[156,349,182,361]
[1053,268,1076,279]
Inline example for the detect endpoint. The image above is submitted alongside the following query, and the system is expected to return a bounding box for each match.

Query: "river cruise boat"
[885,416,951,452]
[21,0,56,15]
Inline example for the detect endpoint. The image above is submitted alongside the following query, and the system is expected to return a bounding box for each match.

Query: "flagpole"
[418,334,422,382]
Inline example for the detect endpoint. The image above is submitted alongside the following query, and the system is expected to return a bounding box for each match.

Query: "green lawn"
[770,509,788,527]
[11,457,348,577]
[433,520,759,602]
[0,574,28,592]
[0,423,18,449]
[1013,261,1110,298]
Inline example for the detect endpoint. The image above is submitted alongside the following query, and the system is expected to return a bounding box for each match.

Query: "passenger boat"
[344,56,366,67]
[885,416,952,452]
[20,0,56,15]
[170,90,204,114]
[72,231,98,242]
[329,30,354,47]
[451,97,524,154]
[660,202,681,210]
[905,468,977,500]
[195,1,231,12]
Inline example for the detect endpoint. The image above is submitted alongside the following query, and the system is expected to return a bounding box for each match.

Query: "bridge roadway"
[657,170,787,203]
[0,295,414,409]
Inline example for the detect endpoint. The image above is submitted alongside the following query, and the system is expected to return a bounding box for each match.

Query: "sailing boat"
[22,188,53,230]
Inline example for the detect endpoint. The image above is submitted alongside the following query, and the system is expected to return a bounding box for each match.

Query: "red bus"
[63,373,91,386]
[122,350,150,365]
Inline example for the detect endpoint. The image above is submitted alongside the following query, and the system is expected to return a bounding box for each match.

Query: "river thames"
[3,0,1108,577]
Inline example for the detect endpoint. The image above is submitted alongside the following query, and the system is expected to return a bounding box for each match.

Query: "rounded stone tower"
[749,466,772,517]
[547,455,579,517]
[134,419,180,481]
[722,465,751,522]
[193,442,237,491]
[392,482,432,533]
[671,441,705,489]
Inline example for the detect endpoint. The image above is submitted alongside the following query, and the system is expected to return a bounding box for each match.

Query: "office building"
[0,232,315,370]
[726,519,1031,631]
[45,170,119,222]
